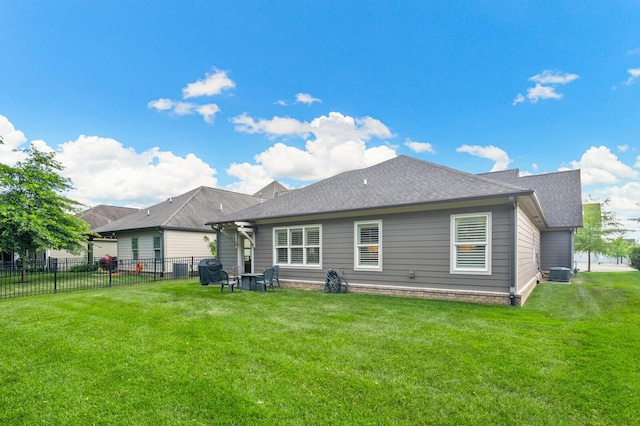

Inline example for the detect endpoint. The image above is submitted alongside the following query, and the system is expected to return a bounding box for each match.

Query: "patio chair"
[272,265,281,287]
[201,268,236,293]
[228,265,242,291]
[215,270,237,293]
[255,267,276,292]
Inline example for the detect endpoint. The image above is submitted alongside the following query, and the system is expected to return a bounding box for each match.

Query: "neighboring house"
[93,186,264,274]
[1,205,137,267]
[253,180,288,200]
[48,205,139,262]
[208,156,582,306]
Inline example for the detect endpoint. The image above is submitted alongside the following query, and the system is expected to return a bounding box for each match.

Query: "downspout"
[509,196,517,306]
[158,228,165,277]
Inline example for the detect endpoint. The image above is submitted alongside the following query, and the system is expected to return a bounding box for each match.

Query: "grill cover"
[198,259,223,285]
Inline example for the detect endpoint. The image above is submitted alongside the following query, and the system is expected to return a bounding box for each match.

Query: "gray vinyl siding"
[218,229,239,271]
[253,204,513,294]
[540,230,573,270]
[116,230,160,260]
[516,204,540,293]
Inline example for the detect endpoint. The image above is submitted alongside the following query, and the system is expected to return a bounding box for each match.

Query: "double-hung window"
[354,220,382,271]
[450,213,491,274]
[131,237,139,260]
[273,225,321,267]
[153,236,162,259]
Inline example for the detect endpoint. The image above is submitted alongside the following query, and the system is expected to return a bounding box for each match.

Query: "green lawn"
[1,273,638,425]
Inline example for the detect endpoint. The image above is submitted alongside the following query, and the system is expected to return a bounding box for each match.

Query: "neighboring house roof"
[93,186,262,234]
[78,205,139,230]
[215,156,538,222]
[253,181,288,200]
[479,169,583,228]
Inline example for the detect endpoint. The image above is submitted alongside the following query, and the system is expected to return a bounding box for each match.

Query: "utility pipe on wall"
[509,196,517,306]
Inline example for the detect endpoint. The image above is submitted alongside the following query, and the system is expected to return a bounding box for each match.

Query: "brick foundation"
[281,280,517,305]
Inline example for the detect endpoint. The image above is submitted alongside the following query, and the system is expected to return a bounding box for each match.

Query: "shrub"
[629,246,640,270]
[69,263,98,273]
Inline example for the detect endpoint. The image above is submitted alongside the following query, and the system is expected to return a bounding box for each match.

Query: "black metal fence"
[1,256,214,300]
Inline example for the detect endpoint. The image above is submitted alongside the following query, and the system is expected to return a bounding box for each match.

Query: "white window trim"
[354,220,383,271]
[450,212,492,275]
[272,224,322,269]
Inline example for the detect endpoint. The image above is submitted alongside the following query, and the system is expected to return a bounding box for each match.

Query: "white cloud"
[225,111,396,193]
[147,98,173,111]
[182,68,235,99]
[532,163,538,171]
[529,70,579,85]
[1,115,219,207]
[566,146,639,185]
[149,67,233,123]
[625,68,640,85]
[591,181,640,239]
[56,136,219,207]
[456,144,512,171]
[194,104,221,124]
[513,69,578,105]
[635,155,640,168]
[148,99,220,123]
[231,113,310,137]
[526,84,563,103]
[404,139,435,154]
[295,93,322,105]
[618,144,629,152]
[572,145,640,241]
[512,93,525,105]
[274,100,288,106]
[0,115,29,165]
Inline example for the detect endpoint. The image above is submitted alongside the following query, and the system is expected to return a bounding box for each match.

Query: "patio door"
[242,237,253,273]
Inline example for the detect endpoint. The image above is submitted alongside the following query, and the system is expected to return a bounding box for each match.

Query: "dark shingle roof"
[217,156,535,222]
[93,186,262,234]
[78,205,138,230]
[253,181,289,200]
[479,169,583,228]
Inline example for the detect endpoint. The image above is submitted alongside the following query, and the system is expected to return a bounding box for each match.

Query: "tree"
[630,244,640,270]
[606,237,632,264]
[574,199,625,272]
[0,144,92,282]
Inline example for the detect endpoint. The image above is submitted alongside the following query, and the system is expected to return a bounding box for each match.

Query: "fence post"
[109,266,112,287]
[154,258,157,281]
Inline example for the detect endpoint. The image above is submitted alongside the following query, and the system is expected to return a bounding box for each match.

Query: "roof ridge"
[161,186,203,226]
[399,156,533,193]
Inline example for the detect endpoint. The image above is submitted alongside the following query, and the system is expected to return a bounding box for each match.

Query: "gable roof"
[93,186,262,234]
[479,169,583,228]
[215,156,536,222]
[253,181,288,200]
[78,205,138,230]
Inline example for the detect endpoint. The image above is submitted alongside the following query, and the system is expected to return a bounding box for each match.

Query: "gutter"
[509,196,517,306]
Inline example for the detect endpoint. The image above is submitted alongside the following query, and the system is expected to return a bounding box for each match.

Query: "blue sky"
[1,1,639,238]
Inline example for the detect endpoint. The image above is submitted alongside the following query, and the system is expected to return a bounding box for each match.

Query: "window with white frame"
[355,220,382,270]
[273,225,321,267]
[450,213,491,274]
